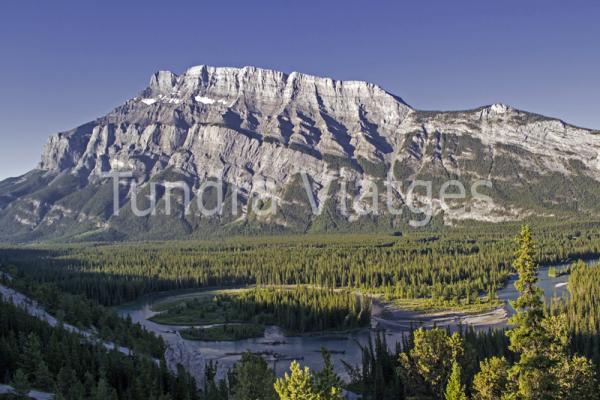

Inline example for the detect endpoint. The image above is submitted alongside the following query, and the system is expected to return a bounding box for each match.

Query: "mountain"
[1,65,600,242]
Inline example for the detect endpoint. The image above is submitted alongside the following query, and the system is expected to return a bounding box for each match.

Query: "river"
[117,257,598,381]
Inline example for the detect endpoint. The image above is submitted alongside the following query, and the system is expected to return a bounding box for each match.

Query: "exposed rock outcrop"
[2,65,600,241]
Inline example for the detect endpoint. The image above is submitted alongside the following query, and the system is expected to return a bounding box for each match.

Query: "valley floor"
[118,287,512,384]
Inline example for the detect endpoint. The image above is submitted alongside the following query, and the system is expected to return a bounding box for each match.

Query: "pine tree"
[444,361,467,400]
[473,226,600,400]
[202,361,227,400]
[19,333,43,381]
[400,328,464,399]
[472,357,509,400]
[229,352,276,400]
[93,375,117,400]
[554,355,598,400]
[314,349,342,397]
[274,361,320,400]
[55,366,78,398]
[11,368,30,398]
[505,225,557,399]
[33,361,54,392]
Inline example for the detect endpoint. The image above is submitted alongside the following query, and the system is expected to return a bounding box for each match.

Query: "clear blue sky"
[1,0,598,180]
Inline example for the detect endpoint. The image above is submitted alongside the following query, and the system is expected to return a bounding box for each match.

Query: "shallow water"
[118,257,598,378]
[498,258,598,317]
[118,295,402,378]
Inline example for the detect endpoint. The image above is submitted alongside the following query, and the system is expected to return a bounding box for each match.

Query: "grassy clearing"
[180,323,265,341]
[151,289,238,311]
[392,298,504,314]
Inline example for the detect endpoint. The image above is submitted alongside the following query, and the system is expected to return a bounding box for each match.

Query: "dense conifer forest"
[3,221,600,398]
[2,219,600,309]
[0,298,199,399]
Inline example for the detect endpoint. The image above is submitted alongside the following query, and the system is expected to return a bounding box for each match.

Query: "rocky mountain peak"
[141,64,410,110]
[4,65,600,241]
[488,102,511,114]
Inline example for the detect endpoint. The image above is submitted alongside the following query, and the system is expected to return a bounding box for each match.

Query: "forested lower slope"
[0,298,198,400]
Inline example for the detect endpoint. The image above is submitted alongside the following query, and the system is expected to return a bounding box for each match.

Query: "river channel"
[118,258,598,380]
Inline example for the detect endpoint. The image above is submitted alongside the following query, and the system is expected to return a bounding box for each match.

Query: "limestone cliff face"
[4,65,600,241]
[40,66,411,189]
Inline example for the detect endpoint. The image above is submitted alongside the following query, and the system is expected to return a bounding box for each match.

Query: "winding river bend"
[118,258,598,381]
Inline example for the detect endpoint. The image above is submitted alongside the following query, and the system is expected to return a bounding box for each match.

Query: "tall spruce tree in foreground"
[473,225,599,400]
[505,225,556,398]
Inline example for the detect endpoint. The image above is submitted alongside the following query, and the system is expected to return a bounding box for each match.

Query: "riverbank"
[372,298,509,331]
[0,384,53,400]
